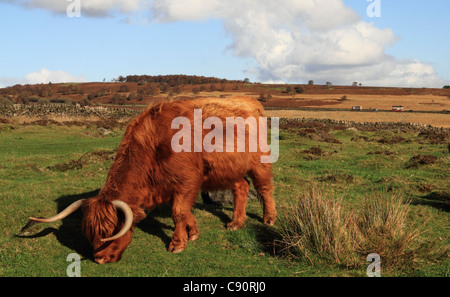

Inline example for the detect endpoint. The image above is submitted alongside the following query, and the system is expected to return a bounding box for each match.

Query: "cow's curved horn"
[29,199,85,223]
[100,200,133,242]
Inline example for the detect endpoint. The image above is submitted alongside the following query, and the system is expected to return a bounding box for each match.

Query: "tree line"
[122,74,245,86]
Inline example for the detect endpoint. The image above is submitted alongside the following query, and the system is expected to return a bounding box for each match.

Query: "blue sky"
[345,0,450,82]
[0,0,449,88]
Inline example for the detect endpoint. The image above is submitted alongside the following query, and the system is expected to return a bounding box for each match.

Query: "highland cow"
[24,97,276,264]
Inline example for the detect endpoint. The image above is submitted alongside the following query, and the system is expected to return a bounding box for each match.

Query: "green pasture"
[0,121,448,277]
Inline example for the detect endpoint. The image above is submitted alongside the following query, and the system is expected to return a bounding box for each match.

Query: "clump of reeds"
[277,187,358,267]
[277,186,429,270]
[354,193,422,269]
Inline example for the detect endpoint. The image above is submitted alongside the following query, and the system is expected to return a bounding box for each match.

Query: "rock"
[346,127,358,132]
[201,188,258,205]
[98,128,113,136]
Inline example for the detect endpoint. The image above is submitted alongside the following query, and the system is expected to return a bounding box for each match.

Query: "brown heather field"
[264,93,450,111]
[265,110,450,128]
[1,78,449,127]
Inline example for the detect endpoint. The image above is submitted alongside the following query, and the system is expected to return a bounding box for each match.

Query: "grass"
[0,119,449,277]
[277,187,437,271]
[277,186,358,267]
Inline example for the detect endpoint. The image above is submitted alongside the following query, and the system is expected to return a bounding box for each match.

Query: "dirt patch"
[351,136,370,142]
[309,131,342,144]
[405,155,438,169]
[48,149,117,172]
[302,146,325,161]
[49,159,84,172]
[303,146,324,156]
[418,130,449,145]
[367,150,395,156]
[317,173,354,184]
[377,136,407,145]
[297,128,317,136]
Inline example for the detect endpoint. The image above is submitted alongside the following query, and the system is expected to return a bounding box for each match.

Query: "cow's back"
[134,97,268,191]
[191,97,268,190]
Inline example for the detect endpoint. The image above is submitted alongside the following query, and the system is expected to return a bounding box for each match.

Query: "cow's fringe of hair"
[82,199,118,243]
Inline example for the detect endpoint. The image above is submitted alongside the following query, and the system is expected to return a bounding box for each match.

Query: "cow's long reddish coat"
[82,97,276,263]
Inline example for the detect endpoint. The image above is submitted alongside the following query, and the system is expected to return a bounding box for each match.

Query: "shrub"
[277,187,428,270]
[355,193,422,269]
[277,187,358,267]
[118,84,129,93]
[37,98,50,105]
[79,98,92,107]
[49,98,72,105]
[295,86,305,94]
[0,97,14,107]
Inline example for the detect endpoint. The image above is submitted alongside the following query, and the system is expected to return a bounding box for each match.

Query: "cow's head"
[26,198,134,264]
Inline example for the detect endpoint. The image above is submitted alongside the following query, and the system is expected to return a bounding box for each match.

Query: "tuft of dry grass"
[277,186,434,271]
[354,193,423,270]
[277,187,359,267]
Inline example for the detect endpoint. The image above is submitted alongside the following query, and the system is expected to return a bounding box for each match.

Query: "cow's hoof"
[188,232,199,242]
[263,216,276,226]
[226,221,243,231]
[168,242,186,253]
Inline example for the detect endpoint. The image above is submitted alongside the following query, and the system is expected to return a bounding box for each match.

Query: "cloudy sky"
[0,0,449,88]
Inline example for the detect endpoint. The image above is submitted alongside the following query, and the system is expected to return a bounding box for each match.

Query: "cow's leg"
[227,178,249,231]
[186,211,199,242]
[169,192,199,253]
[249,162,276,225]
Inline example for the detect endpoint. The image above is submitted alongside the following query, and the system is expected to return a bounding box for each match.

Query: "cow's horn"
[100,200,133,242]
[29,199,85,223]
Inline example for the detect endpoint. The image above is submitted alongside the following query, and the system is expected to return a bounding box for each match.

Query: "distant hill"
[1,74,449,108]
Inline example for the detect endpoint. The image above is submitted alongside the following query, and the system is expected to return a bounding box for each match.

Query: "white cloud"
[5,0,143,17]
[0,68,87,87]
[25,68,88,84]
[3,0,446,87]
[148,0,445,87]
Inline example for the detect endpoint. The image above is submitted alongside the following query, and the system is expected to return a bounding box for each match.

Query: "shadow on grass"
[19,190,280,261]
[18,189,175,260]
[195,202,264,227]
[17,189,100,262]
[136,204,173,249]
[195,201,281,255]
[412,191,450,212]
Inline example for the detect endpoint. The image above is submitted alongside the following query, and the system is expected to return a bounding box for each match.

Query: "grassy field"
[263,93,450,111]
[266,110,450,128]
[0,118,448,277]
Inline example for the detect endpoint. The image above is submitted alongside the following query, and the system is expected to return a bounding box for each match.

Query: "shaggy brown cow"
[25,97,276,264]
